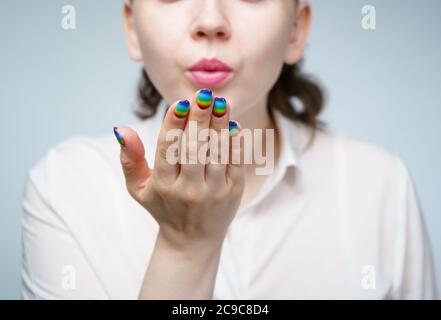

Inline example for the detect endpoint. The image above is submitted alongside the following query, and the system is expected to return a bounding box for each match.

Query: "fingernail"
[197,88,212,109]
[229,120,240,136]
[174,100,190,118]
[213,97,227,117]
[113,127,126,146]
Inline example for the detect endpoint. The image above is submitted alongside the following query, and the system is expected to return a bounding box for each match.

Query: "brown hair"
[133,0,326,148]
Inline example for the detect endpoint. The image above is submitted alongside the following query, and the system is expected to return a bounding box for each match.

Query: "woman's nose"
[190,0,231,41]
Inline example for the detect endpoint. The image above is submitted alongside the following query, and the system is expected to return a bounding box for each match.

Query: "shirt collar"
[235,108,300,214]
[272,107,298,171]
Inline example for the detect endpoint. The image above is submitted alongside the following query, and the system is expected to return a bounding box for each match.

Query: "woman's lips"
[185,70,233,87]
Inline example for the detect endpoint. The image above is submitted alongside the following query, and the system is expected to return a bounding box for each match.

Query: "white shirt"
[22,101,438,299]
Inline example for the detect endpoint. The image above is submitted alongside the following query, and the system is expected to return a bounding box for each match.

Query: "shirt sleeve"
[21,151,109,300]
[392,157,439,299]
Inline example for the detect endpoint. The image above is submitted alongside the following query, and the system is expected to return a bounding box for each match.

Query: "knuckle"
[158,131,181,161]
[186,147,200,164]
[191,111,208,123]
[211,188,229,202]
[215,137,229,164]
[231,182,245,196]
[120,152,133,169]
[229,176,245,195]
[179,187,203,205]
[157,142,170,161]
[153,180,171,199]
[215,148,225,164]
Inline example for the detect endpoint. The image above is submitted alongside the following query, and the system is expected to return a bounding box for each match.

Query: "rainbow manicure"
[213,97,227,117]
[113,127,126,146]
[229,120,240,136]
[197,88,213,109]
[175,100,190,118]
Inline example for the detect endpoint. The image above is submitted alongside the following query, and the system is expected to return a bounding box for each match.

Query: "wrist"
[156,227,225,257]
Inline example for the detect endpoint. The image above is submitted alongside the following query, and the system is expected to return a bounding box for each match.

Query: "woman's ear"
[284,3,312,65]
[123,0,143,62]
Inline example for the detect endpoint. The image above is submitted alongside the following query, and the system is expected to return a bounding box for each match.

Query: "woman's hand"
[114,89,244,299]
[114,88,244,249]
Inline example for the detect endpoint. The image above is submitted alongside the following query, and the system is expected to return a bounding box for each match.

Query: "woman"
[21,0,437,299]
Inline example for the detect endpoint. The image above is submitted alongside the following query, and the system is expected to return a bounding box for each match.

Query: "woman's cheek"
[242,31,284,87]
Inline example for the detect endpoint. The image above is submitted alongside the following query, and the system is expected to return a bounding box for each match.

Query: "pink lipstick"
[186,58,234,87]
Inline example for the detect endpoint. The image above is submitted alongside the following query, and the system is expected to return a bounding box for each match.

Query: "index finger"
[153,99,190,182]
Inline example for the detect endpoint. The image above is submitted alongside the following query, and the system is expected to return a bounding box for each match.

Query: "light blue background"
[0,0,439,298]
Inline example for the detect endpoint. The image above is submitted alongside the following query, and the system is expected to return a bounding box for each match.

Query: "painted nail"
[174,100,190,118]
[113,127,126,146]
[229,120,240,136]
[213,97,227,117]
[197,88,212,109]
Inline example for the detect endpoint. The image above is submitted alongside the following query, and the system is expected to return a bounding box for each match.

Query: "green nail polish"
[213,97,227,117]
[229,120,240,136]
[113,127,126,146]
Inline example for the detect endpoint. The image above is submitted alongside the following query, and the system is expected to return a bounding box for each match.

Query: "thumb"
[113,126,152,198]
